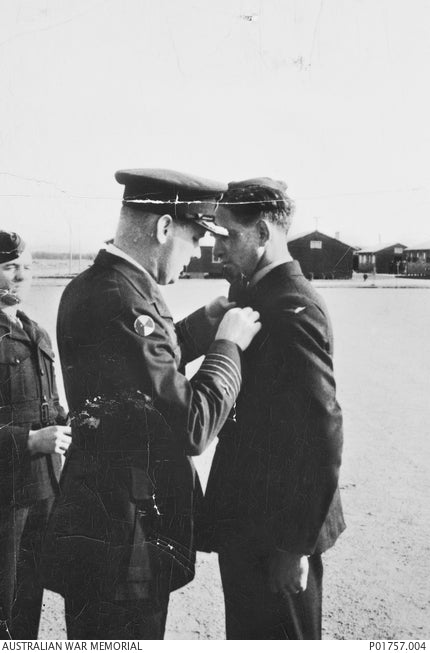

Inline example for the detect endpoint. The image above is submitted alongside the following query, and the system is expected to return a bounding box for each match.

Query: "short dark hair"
[219,184,295,231]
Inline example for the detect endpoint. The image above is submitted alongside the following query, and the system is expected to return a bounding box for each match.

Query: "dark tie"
[228,275,250,307]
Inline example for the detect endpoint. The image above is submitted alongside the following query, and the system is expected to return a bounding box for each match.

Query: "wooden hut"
[357,243,407,274]
[402,241,430,277]
[185,244,223,277]
[287,230,354,279]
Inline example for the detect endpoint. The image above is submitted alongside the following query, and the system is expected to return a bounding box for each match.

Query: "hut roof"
[357,242,407,254]
[287,229,354,248]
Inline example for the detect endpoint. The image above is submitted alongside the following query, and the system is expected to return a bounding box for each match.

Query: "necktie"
[228,275,250,307]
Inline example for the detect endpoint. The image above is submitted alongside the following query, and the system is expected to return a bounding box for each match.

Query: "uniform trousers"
[0,497,53,639]
[64,592,169,640]
[218,535,323,640]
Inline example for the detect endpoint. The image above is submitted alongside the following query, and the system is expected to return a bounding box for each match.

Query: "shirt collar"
[104,243,149,277]
[249,256,293,288]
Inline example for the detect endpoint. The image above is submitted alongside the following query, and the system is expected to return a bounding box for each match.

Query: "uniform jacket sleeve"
[51,373,69,427]
[175,306,219,364]
[265,301,343,554]
[83,277,242,457]
[37,324,69,427]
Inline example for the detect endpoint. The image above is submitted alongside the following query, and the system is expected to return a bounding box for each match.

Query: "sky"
[0,0,429,252]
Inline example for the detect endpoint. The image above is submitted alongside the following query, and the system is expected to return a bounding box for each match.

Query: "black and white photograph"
[0,0,429,643]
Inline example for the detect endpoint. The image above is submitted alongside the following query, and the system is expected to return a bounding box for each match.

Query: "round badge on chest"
[134,315,155,337]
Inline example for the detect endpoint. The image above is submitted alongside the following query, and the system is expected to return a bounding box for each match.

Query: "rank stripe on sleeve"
[199,353,241,398]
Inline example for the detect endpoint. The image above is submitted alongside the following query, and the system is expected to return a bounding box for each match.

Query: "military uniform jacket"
[0,310,66,509]
[42,250,242,598]
[202,261,346,555]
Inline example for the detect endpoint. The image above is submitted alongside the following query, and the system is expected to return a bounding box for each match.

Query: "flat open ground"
[24,277,429,640]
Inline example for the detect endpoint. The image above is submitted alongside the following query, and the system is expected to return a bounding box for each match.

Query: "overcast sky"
[0,0,429,252]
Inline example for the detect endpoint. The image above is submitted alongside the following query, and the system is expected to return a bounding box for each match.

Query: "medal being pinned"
[134,315,155,337]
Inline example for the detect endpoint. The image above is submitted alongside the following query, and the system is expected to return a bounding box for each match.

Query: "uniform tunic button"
[15,358,20,363]
[40,370,45,375]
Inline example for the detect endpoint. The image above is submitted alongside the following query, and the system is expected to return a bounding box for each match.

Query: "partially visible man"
[42,169,261,639]
[201,179,345,639]
[0,231,71,639]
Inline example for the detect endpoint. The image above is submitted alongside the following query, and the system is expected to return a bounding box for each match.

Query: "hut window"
[394,247,403,254]
[310,240,322,249]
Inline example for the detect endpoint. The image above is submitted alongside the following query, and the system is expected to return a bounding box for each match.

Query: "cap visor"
[195,218,228,236]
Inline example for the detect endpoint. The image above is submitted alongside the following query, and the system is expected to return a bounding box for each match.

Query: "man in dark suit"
[42,169,261,639]
[0,231,71,639]
[202,178,346,639]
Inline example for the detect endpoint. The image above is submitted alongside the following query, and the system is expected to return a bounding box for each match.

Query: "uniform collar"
[249,260,304,302]
[248,256,293,288]
[0,308,31,342]
[94,249,173,319]
[104,243,149,276]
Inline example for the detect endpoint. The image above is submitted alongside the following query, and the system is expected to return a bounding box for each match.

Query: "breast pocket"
[0,341,38,403]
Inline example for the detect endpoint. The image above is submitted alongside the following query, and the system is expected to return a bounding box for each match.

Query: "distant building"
[185,244,223,277]
[357,243,407,274]
[287,230,354,279]
[403,241,430,277]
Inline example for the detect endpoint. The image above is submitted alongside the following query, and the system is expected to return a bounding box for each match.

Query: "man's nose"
[14,267,25,281]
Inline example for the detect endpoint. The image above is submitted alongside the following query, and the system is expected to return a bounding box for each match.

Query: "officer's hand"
[215,306,261,351]
[27,425,72,455]
[205,296,237,324]
[267,550,309,596]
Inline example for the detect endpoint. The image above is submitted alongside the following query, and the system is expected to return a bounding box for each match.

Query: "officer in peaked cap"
[42,169,261,639]
[115,168,229,235]
[0,231,71,638]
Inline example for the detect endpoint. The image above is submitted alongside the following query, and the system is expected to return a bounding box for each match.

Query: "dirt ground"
[26,278,429,640]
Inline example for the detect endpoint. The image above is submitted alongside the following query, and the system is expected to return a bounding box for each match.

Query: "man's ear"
[156,214,173,244]
[256,218,270,245]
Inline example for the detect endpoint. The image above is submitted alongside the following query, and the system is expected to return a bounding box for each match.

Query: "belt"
[0,399,56,427]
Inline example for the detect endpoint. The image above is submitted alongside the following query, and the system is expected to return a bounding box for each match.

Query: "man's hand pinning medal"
[215,306,261,351]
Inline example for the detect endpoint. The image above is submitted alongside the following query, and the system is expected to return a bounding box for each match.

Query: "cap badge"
[285,306,307,314]
[134,315,155,337]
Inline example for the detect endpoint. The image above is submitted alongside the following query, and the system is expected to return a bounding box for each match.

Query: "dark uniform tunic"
[42,250,242,639]
[201,261,346,639]
[0,309,67,639]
